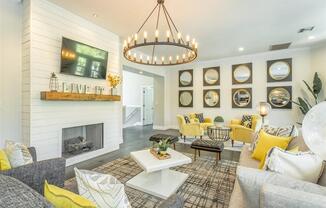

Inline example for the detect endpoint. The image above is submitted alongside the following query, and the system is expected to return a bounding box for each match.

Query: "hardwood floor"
[65,125,240,179]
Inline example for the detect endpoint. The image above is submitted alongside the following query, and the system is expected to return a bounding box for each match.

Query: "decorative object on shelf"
[179,90,193,107]
[107,73,121,95]
[267,58,292,82]
[292,72,324,117]
[232,63,252,84]
[267,86,292,109]
[302,102,326,160]
[179,69,193,87]
[256,102,272,125]
[95,86,105,95]
[214,116,224,126]
[203,67,220,86]
[122,0,198,66]
[157,138,171,155]
[40,91,121,101]
[203,89,220,108]
[62,82,70,93]
[232,88,252,108]
[49,72,59,92]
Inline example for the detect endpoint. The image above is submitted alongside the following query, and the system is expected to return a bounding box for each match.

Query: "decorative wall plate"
[179,69,193,87]
[267,86,292,109]
[203,67,220,86]
[179,90,193,107]
[203,89,220,108]
[232,63,252,84]
[267,58,292,82]
[232,88,252,108]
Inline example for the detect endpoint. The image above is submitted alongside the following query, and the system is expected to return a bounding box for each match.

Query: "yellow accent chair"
[188,113,214,130]
[229,115,262,146]
[177,115,204,142]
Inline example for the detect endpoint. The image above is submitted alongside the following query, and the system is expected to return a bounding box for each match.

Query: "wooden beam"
[40,91,121,101]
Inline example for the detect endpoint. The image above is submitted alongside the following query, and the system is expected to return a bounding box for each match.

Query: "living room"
[1,0,326,207]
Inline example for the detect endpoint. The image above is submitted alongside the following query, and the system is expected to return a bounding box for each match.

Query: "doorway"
[142,86,154,125]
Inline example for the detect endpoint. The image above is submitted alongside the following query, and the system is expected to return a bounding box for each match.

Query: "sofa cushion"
[0,174,52,208]
[241,115,253,128]
[0,150,11,171]
[237,166,326,208]
[5,141,33,168]
[239,145,259,168]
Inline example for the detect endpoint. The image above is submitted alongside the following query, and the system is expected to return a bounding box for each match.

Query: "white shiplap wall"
[23,0,122,165]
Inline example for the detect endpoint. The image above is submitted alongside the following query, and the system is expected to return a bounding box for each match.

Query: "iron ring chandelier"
[123,0,198,66]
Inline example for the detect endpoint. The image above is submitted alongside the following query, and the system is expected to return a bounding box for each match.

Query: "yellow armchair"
[229,115,261,146]
[177,115,204,141]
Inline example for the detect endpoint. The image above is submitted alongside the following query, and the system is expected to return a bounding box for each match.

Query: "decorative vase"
[111,87,118,95]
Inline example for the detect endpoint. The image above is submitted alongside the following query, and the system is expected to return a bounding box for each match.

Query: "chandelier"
[123,0,198,66]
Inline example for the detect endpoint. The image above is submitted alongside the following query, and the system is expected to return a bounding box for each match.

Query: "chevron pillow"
[74,168,131,208]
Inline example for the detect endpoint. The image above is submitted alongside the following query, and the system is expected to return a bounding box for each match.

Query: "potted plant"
[214,116,224,127]
[158,139,170,155]
[107,73,122,95]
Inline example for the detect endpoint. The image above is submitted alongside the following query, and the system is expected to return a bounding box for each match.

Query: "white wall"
[311,42,326,101]
[165,48,313,128]
[0,0,22,147]
[122,70,153,107]
[22,0,122,164]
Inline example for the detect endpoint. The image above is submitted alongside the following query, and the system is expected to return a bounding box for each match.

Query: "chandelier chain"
[151,4,162,63]
[136,3,159,34]
[162,5,176,43]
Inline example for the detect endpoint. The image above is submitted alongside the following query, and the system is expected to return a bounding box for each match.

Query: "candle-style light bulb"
[123,40,127,48]
[155,30,159,42]
[182,54,186,60]
[176,55,180,62]
[169,56,172,63]
[144,31,148,43]
[166,31,170,42]
[127,37,131,44]
[177,32,181,43]
[147,56,150,63]
[133,53,137,60]
[134,33,138,44]
[186,35,190,45]
[192,38,196,46]
[161,56,165,64]
[140,54,143,63]
[195,42,198,49]
[154,56,157,63]
[127,51,131,57]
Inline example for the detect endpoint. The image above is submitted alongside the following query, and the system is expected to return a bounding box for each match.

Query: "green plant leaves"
[313,72,322,95]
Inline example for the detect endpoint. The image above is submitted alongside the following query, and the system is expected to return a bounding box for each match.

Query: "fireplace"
[62,123,104,159]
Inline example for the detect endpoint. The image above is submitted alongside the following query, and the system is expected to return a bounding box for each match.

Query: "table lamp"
[302,102,326,160]
[257,102,271,125]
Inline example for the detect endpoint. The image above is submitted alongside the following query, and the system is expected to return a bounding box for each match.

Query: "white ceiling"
[49,0,326,61]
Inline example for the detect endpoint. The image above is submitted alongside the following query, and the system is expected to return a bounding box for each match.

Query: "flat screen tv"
[60,37,108,79]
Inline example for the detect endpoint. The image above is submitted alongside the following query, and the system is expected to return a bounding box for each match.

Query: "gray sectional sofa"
[229,136,326,208]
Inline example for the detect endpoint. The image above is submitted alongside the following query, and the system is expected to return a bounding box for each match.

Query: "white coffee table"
[126,148,192,199]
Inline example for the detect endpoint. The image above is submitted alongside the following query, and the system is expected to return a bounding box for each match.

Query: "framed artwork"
[179,69,193,87]
[203,89,220,108]
[232,88,252,108]
[232,63,252,84]
[203,67,220,86]
[267,86,292,109]
[179,90,193,107]
[267,58,292,82]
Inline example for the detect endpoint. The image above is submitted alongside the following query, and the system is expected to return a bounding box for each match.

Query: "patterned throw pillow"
[5,141,33,168]
[196,113,205,123]
[241,115,252,128]
[75,168,131,208]
[184,116,190,123]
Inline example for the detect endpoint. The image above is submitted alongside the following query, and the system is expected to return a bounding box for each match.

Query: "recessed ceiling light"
[308,36,315,40]
[92,13,98,18]
[238,47,244,52]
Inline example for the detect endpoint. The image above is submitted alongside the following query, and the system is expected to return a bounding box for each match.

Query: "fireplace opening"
[62,123,104,159]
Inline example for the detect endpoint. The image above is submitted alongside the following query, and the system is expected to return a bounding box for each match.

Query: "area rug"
[65,153,238,208]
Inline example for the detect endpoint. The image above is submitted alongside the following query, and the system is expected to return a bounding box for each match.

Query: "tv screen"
[60,37,108,79]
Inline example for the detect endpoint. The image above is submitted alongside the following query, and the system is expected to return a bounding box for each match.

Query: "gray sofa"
[229,136,326,208]
[0,147,66,194]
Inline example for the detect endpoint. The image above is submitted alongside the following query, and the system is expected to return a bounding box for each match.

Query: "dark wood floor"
[65,125,240,179]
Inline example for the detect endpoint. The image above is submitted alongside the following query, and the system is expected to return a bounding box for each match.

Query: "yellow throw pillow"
[189,113,197,119]
[252,131,291,162]
[0,150,11,171]
[44,181,96,208]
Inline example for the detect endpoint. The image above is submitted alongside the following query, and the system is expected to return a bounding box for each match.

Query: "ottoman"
[190,139,224,163]
[149,134,179,149]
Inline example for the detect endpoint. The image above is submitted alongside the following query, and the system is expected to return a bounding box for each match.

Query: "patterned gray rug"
[65,153,238,208]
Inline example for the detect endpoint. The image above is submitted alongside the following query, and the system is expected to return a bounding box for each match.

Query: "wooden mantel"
[40,91,121,101]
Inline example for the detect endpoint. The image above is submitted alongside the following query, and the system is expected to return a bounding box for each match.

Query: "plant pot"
[214,122,224,127]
